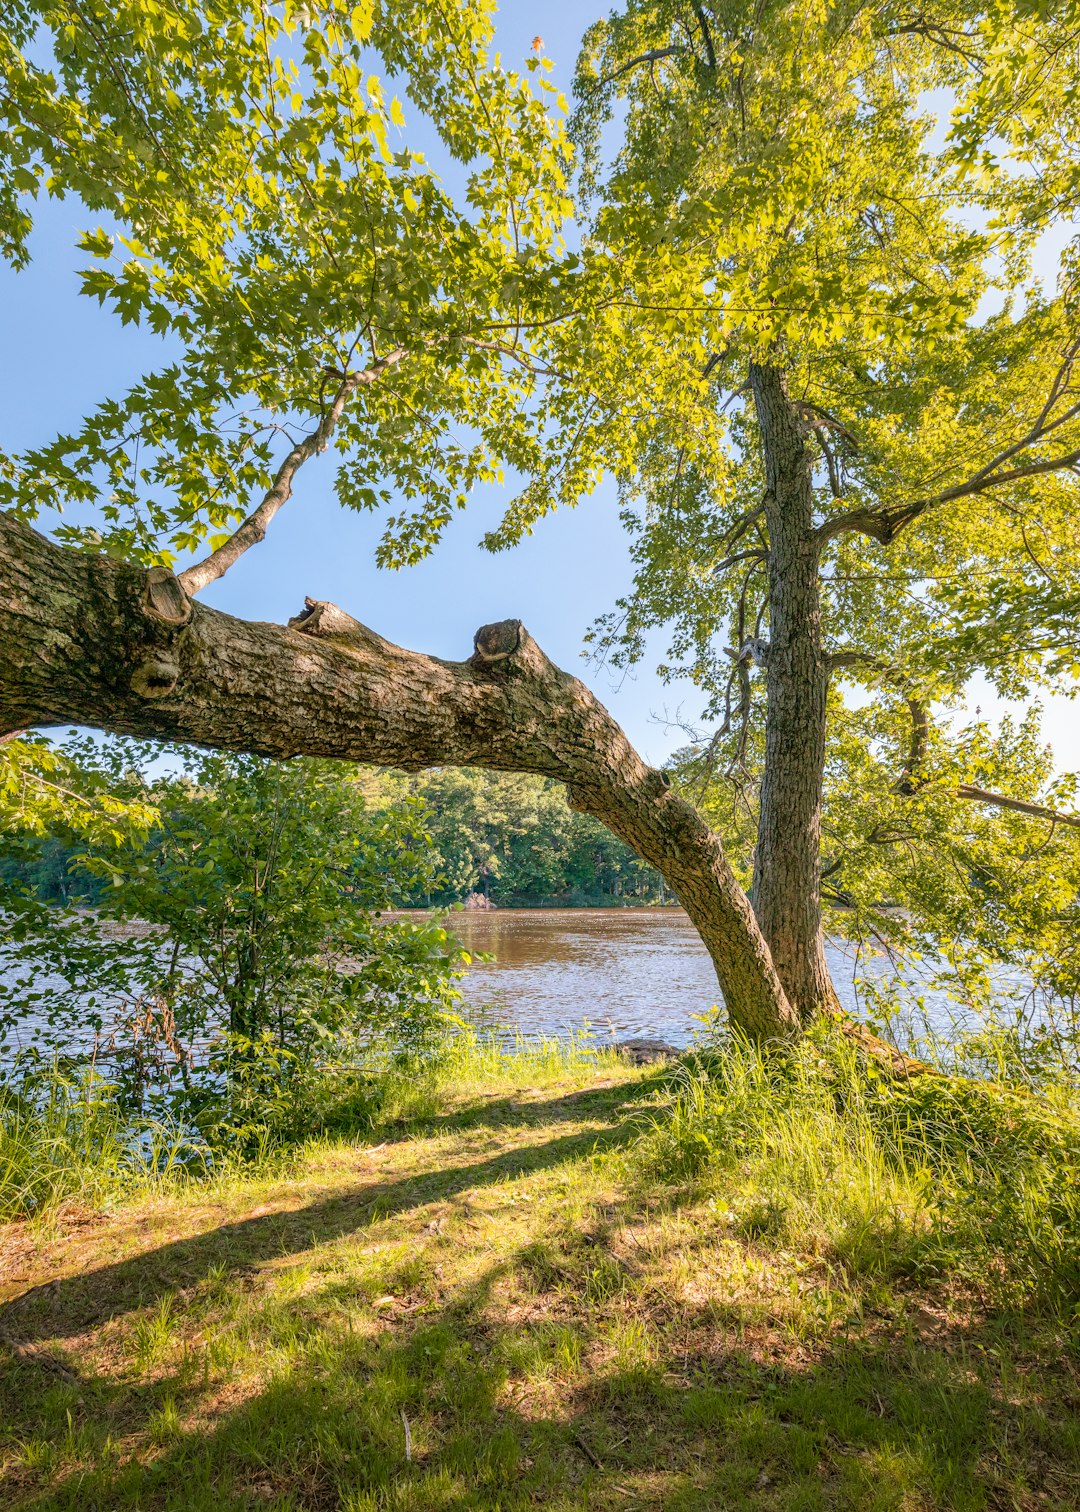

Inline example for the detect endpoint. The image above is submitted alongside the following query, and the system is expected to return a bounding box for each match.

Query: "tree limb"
[953,784,1080,829]
[815,446,1080,546]
[815,340,1080,548]
[0,509,801,1041]
[829,650,1080,825]
[602,45,687,83]
[176,348,408,596]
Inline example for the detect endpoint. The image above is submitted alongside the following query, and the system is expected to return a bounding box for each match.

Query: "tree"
[0,0,800,1040]
[368,767,663,903]
[2,0,1078,1047]
[570,0,1080,1019]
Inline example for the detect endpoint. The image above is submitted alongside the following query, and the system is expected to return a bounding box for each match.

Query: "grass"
[0,1066,209,1221]
[1,1034,1079,1509]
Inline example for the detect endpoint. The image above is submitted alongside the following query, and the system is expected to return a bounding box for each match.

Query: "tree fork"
[0,510,802,1041]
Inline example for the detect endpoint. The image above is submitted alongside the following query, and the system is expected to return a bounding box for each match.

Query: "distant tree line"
[1,759,664,910]
[367,768,664,907]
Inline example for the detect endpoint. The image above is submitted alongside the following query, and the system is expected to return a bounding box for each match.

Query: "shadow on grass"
[0,1094,654,1348]
[4,1074,1079,1509]
[395,1068,674,1137]
[4,1254,1080,1511]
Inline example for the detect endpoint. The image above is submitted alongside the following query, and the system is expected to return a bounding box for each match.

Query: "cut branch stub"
[142,569,192,628]
[472,619,523,664]
[288,598,395,657]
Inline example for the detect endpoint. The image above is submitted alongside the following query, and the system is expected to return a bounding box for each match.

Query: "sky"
[0,0,1076,772]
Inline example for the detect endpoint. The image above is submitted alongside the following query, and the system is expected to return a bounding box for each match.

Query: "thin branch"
[816,446,1080,546]
[602,45,687,83]
[814,426,843,500]
[711,547,766,578]
[691,3,718,69]
[177,348,407,595]
[953,785,1080,829]
[830,649,1080,826]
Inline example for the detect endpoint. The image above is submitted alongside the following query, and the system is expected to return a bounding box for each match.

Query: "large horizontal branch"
[176,347,408,596]
[0,510,801,1042]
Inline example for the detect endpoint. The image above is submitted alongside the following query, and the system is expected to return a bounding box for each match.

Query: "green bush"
[0,742,464,1150]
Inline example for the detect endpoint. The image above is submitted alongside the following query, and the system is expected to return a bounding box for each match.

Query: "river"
[440,907,938,1047]
[0,906,986,1061]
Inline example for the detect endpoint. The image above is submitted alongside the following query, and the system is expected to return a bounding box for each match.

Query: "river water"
[0,906,976,1060]
[441,907,932,1047]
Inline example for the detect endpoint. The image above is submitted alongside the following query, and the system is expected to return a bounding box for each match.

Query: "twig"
[572,1429,603,1469]
[401,1409,412,1462]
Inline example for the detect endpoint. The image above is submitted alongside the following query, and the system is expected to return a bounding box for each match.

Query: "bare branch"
[177,348,408,596]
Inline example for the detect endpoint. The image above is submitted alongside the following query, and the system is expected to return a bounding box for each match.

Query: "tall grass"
[0,1026,620,1220]
[635,1029,1080,1315]
[373,1023,625,1123]
[0,1065,209,1220]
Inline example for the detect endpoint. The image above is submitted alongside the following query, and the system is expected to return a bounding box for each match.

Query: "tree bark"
[0,510,800,1041]
[749,364,841,1019]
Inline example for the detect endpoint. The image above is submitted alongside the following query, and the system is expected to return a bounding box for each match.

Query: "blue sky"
[1,0,1076,770]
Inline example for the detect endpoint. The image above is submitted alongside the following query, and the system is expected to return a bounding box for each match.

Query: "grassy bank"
[2,1039,1079,1510]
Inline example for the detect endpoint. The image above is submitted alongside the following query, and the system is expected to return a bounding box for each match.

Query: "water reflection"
[435,907,878,1046]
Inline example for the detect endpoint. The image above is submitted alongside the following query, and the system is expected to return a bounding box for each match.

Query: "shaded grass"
[2,1047,1079,1510]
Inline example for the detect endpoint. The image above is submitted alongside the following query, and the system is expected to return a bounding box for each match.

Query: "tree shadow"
[5,1255,1079,1511]
[0,1106,646,1349]
[401,1067,673,1136]
[5,1075,1079,1509]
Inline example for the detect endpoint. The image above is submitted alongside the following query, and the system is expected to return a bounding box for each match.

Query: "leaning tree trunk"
[0,510,801,1041]
[749,364,841,1019]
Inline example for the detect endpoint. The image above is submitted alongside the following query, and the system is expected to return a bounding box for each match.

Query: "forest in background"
[1,759,664,910]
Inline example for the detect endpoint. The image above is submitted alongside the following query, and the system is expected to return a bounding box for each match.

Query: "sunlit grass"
[3,1035,1080,1508]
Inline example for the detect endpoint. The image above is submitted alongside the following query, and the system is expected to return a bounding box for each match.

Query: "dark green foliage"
[369,767,664,906]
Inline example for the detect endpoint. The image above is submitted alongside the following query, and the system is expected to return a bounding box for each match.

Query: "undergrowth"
[635,1028,1080,1318]
[0,1027,622,1221]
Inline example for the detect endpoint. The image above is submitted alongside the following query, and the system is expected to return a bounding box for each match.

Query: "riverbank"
[3,1050,1078,1510]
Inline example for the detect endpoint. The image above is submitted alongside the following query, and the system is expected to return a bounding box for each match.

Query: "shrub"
[0,742,464,1149]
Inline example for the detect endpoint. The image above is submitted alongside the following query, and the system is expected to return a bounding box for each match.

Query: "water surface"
[442,907,885,1047]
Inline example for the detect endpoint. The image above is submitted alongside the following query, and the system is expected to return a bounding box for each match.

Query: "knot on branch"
[131,658,180,700]
[472,619,523,664]
[142,569,192,628]
[644,769,671,802]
